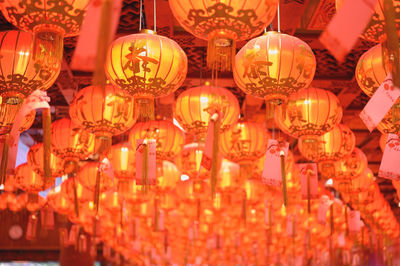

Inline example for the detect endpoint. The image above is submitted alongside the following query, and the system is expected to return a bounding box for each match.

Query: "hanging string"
[277,2,281,33]
[264,28,267,34]
[139,0,143,31]
[154,0,157,32]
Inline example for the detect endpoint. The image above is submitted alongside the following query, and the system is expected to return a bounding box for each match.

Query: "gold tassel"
[265,100,276,121]
[72,177,80,218]
[0,135,9,185]
[94,170,101,214]
[280,152,287,207]
[135,96,155,122]
[210,114,220,198]
[142,142,149,193]
[207,31,235,72]
[392,103,400,124]
[42,108,52,188]
[153,196,159,231]
[95,135,112,159]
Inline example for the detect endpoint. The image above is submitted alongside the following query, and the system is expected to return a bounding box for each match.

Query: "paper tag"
[201,114,218,171]
[298,163,319,200]
[317,195,331,224]
[7,90,50,174]
[360,74,400,131]
[70,0,123,71]
[379,133,400,180]
[261,140,289,186]
[135,139,156,185]
[99,157,115,179]
[338,232,346,247]
[319,0,378,61]
[348,210,361,233]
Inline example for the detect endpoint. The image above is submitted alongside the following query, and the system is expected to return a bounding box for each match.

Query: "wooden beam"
[56,59,78,105]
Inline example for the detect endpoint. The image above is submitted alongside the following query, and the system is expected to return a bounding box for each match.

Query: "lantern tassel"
[42,108,52,188]
[135,96,155,122]
[142,142,149,193]
[0,136,9,185]
[94,170,101,214]
[72,178,80,218]
[153,197,159,232]
[307,170,311,214]
[280,151,287,207]
[392,103,400,124]
[207,31,235,72]
[211,113,220,198]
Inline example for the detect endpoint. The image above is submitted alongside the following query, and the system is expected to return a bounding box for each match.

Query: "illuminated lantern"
[76,162,115,192]
[0,31,61,101]
[169,0,279,71]
[25,193,46,213]
[337,0,400,43]
[234,31,316,105]
[69,84,137,156]
[47,185,73,215]
[117,180,148,204]
[377,107,400,135]
[27,143,65,178]
[0,102,35,136]
[129,119,184,161]
[51,118,95,173]
[109,143,135,180]
[298,124,356,162]
[217,160,240,192]
[105,30,187,119]
[15,163,49,192]
[174,85,240,137]
[355,44,390,97]
[63,178,94,203]
[275,88,343,138]
[157,160,180,192]
[319,148,368,181]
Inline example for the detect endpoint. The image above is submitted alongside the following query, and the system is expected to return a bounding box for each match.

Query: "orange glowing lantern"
[105,30,187,119]
[51,118,95,173]
[76,162,115,192]
[234,31,316,104]
[319,148,368,181]
[69,84,137,156]
[379,133,388,152]
[377,108,400,135]
[0,30,61,101]
[157,160,180,192]
[15,163,49,192]
[169,0,279,71]
[275,87,343,138]
[0,102,35,136]
[174,85,240,138]
[27,143,65,178]
[109,143,135,180]
[129,119,184,161]
[47,185,73,215]
[298,124,355,162]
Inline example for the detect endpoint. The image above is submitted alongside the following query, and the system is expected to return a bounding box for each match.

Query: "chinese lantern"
[379,133,388,151]
[174,85,240,138]
[47,185,73,215]
[27,143,65,178]
[355,43,390,97]
[234,31,316,106]
[69,84,137,155]
[377,107,400,135]
[129,119,184,161]
[105,30,187,120]
[319,148,368,181]
[109,143,135,180]
[51,118,95,173]
[0,103,35,136]
[275,87,343,138]
[15,163,49,192]
[219,121,269,180]
[76,162,115,192]
[298,124,356,162]
[157,160,180,192]
[169,0,279,71]
[336,0,400,43]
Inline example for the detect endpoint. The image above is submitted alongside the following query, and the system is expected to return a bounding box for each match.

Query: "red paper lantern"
[27,143,65,178]
[76,162,115,192]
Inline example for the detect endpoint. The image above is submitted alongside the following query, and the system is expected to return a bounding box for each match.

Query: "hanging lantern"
[27,143,65,178]
[157,160,180,192]
[51,118,95,173]
[47,185,73,215]
[0,30,61,102]
[105,30,187,120]
[169,0,279,71]
[109,143,136,180]
[76,162,115,192]
[377,107,400,134]
[234,31,316,105]
[275,87,343,138]
[69,84,137,155]
[129,119,184,161]
[15,163,49,192]
[174,85,240,138]
[319,148,368,181]
[298,124,356,162]
[336,0,400,43]
[355,43,390,97]
[0,102,35,136]
[379,133,388,152]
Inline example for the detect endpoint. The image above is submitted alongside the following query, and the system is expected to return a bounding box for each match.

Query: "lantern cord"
[264,28,267,34]
[154,0,157,32]
[277,2,281,33]
[139,0,143,31]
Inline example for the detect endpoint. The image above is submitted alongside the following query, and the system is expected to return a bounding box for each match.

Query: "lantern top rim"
[140,29,156,35]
